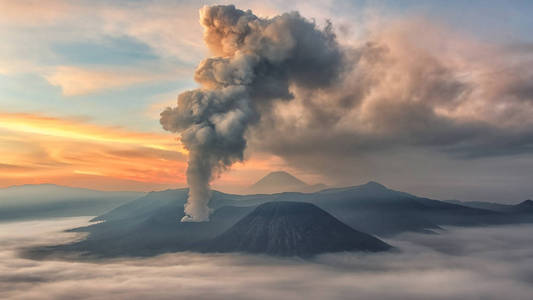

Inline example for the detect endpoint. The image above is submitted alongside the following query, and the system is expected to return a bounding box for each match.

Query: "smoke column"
[160,5,344,221]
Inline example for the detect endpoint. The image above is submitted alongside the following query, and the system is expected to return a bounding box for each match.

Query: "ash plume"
[160,5,344,221]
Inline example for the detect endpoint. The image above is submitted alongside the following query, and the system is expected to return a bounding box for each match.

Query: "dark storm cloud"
[243,19,533,188]
[2,218,533,299]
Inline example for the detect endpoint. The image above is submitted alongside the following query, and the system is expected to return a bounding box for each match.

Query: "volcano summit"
[203,201,392,256]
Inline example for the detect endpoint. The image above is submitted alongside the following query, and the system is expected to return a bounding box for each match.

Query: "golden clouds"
[0,112,186,152]
[44,66,190,96]
[0,112,187,190]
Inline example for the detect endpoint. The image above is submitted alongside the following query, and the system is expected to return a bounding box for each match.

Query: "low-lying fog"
[1,217,532,300]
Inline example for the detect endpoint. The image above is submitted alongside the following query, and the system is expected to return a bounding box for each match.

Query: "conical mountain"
[202,201,392,256]
[248,171,325,194]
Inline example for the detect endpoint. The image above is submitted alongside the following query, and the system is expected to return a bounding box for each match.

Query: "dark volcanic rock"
[202,201,392,256]
[517,199,533,207]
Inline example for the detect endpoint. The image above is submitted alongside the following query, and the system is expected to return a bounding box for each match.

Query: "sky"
[1,0,533,202]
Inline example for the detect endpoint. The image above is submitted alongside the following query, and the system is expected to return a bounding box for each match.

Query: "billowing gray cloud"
[243,19,533,196]
[2,218,533,299]
[251,27,533,158]
[160,5,345,221]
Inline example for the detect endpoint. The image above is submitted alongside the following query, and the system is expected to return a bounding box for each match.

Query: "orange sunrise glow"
[0,112,189,190]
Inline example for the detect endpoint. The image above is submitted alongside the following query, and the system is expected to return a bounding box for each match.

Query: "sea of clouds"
[1,217,532,300]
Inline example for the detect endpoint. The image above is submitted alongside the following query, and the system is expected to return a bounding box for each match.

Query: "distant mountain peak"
[253,171,306,186]
[248,171,326,194]
[362,181,388,190]
[365,180,386,188]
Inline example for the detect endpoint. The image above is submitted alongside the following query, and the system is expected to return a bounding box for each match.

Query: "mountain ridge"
[0,184,143,222]
[25,180,533,259]
[446,198,533,213]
